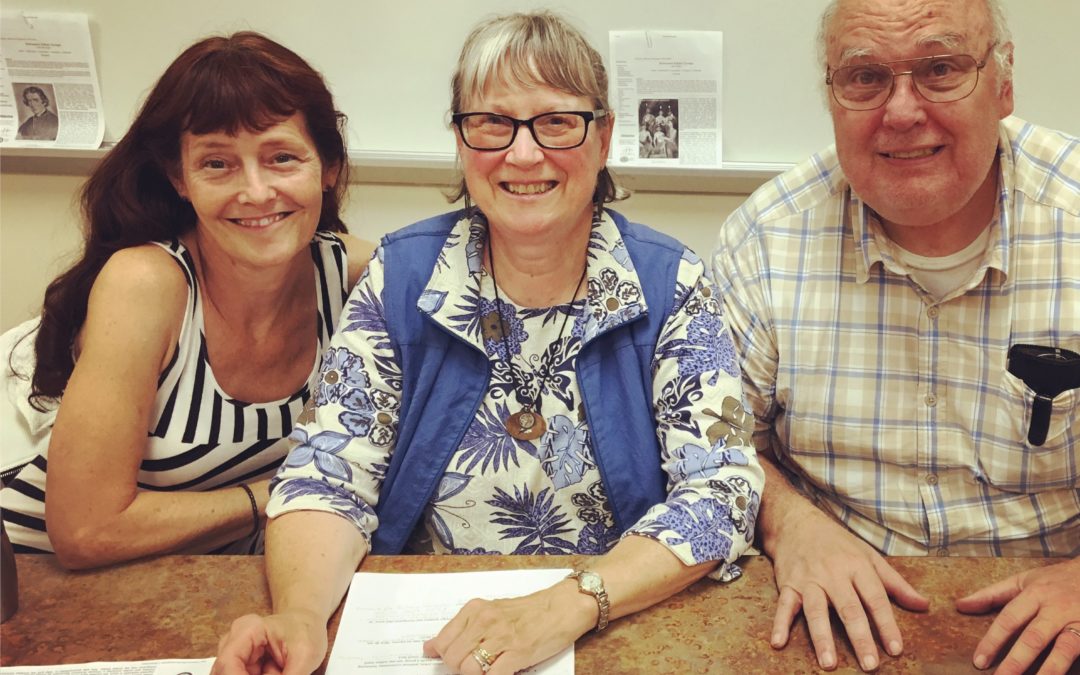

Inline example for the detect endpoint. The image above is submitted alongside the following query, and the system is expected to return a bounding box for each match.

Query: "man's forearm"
[755,452,829,558]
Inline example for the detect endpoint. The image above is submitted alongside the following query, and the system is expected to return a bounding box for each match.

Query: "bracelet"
[238,483,260,538]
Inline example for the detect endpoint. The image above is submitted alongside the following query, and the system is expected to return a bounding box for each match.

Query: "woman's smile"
[228,212,294,229]
[501,181,558,196]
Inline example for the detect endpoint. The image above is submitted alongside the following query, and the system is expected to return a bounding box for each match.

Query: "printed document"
[0,11,104,148]
[609,30,723,167]
[327,568,574,674]
[0,658,213,675]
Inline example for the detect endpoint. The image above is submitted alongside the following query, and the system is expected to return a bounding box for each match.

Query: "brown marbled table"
[0,554,1055,673]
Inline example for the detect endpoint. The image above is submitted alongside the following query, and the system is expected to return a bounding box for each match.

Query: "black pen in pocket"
[1006,344,1080,446]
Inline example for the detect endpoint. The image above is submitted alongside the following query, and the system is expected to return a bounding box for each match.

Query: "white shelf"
[1,147,107,176]
[0,146,788,194]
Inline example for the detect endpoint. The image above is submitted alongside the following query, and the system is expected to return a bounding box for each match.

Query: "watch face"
[580,572,602,593]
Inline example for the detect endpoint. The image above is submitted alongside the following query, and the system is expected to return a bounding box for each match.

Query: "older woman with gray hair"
[215,11,763,674]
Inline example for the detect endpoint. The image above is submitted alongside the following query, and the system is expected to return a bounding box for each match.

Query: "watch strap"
[568,570,610,632]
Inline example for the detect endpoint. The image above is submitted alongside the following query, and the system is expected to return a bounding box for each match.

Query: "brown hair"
[22,86,49,107]
[27,31,349,407]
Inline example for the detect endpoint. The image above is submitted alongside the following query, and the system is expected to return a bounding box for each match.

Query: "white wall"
[2,173,85,328]
[3,0,1078,331]
[13,0,839,164]
[8,0,1076,162]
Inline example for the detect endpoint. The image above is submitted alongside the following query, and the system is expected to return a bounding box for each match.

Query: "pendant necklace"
[488,236,587,442]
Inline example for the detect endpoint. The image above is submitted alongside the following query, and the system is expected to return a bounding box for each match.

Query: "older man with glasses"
[712,0,1079,673]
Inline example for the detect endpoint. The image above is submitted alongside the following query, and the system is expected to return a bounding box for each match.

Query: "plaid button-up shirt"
[712,117,1079,556]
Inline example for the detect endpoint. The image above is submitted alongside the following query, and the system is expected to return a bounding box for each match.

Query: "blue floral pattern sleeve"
[265,246,398,540]
[266,212,763,577]
[624,252,764,582]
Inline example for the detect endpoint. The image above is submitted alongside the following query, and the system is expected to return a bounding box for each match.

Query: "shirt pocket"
[978,370,1080,493]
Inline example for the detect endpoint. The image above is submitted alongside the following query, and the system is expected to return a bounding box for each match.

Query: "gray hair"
[447,10,624,205]
[817,0,1013,92]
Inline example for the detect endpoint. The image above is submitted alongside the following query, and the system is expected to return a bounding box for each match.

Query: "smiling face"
[826,0,1013,239]
[173,113,334,270]
[456,80,612,241]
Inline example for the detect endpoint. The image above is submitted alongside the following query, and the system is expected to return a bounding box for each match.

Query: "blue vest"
[371,209,684,554]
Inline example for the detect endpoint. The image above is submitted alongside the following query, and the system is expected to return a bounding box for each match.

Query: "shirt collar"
[417,209,649,352]
[848,124,1012,285]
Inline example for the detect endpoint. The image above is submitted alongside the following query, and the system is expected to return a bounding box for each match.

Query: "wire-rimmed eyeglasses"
[451,110,609,151]
[826,42,997,111]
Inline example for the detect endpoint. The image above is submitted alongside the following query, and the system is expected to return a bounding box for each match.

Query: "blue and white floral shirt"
[270,211,764,581]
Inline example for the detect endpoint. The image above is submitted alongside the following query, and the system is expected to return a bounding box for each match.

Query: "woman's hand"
[212,511,367,675]
[213,610,327,675]
[423,537,714,673]
[422,579,595,674]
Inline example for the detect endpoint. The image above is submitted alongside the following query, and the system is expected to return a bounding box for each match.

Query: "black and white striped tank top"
[1,233,349,553]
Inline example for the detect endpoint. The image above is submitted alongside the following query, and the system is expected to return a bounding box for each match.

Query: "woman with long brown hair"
[1,31,372,569]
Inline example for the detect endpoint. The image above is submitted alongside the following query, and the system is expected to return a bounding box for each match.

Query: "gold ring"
[472,646,496,672]
[1065,626,1080,640]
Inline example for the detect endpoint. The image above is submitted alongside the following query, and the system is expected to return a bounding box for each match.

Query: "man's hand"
[956,557,1080,675]
[768,508,930,671]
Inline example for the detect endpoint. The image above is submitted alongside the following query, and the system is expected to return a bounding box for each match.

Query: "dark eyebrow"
[186,131,309,153]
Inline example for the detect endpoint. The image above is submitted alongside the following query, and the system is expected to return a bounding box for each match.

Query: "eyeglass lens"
[460,112,589,150]
[831,54,981,110]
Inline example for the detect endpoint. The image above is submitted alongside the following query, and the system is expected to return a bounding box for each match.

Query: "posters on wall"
[609,30,723,168]
[0,11,104,149]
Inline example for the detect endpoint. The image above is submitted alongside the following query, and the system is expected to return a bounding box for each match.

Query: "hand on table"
[768,509,929,671]
[956,556,1080,675]
[422,580,593,674]
[212,611,327,675]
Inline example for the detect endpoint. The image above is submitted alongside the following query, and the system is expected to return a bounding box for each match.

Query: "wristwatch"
[567,569,610,631]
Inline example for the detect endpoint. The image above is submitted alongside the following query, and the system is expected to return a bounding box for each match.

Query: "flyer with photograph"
[0,11,104,148]
[609,30,723,168]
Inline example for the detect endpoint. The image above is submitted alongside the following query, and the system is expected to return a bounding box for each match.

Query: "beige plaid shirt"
[712,117,1079,557]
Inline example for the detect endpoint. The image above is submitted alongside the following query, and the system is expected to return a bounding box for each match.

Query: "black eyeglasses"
[826,42,997,111]
[451,110,608,151]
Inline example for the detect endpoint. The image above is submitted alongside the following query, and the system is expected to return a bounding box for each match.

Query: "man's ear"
[997,41,1015,119]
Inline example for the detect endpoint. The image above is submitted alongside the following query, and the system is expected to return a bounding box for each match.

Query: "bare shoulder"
[337,233,377,288]
[100,243,186,282]
[94,244,188,308]
[78,244,189,363]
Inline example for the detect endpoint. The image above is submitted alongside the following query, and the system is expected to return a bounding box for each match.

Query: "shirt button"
[926,473,939,485]
[927,306,940,319]
[925,393,938,407]
[936,547,949,557]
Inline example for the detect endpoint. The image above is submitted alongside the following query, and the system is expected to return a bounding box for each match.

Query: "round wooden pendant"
[505,410,547,441]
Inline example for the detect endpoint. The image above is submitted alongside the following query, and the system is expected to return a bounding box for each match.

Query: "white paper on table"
[0,11,105,148]
[0,657,214,675]
[608,30,723,168]
[326,568,574,675]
